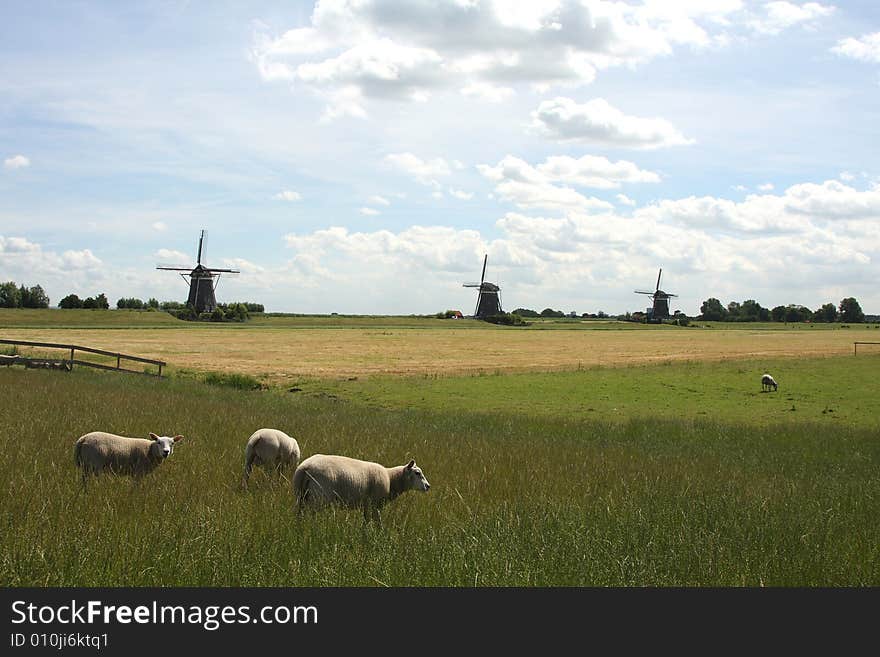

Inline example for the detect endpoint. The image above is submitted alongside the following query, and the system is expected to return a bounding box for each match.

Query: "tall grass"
[1,368,877,586]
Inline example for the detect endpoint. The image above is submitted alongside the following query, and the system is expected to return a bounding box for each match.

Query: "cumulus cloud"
[360,206,380,215]
[616,194,637,206]
[251,1,804,118]
[155,248,191,263]
[449,188,474,200]
[152,222,168,232]
[0,235,107,295]
[478,154,658,213]
[368,195,391,206]
[274,175,880,314]
[384,152,452,186]
[4,154,30,169]
[274,190,302,201]
[758,183,774,191]
[832,32,880,63]
[749,1,835,36]
[531,97,694,149]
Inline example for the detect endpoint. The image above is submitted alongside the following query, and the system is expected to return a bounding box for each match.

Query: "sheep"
[243,428,301,487]
[74,431,184,484]
[761,373,778,392]
[293,454,430,523]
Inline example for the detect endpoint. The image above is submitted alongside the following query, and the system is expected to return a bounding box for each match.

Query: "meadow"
[0,312,878,586]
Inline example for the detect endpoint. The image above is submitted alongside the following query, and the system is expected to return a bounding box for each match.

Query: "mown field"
[2,308,878,382]
[1,329,878,585]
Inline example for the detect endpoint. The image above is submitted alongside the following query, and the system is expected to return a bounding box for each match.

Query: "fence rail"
[853,341,880,355]
[0,338,165,377]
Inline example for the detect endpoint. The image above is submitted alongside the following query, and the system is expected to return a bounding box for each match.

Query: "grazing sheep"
[243,428,301,487]
[761,373,778,392]
[74,431,184,483]
[293,454,430,523]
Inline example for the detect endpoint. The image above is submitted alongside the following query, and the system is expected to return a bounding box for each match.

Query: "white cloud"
[251,1,779,118]
[536,154,661,188]
[0,236,106,296]
[733,185,749,192]
[839,171,856,182]
[758,183,775,191]
[155,248,191,263]
[4,155,30,170]
[368,195,391,206]
[384,152,451,186]
[616,194,637,206]
[460,82,514,103]
[832,32,880,64]
[274,190,302,201]
[479,156,615,212]
[360,206,380,215]
[152,222,168,232]
[531,97,694,149]
[221,257,265,274]
[449,188,474,200]
[749,2,835,36]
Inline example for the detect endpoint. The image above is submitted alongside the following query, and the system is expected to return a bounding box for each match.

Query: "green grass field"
[1,354,877,586]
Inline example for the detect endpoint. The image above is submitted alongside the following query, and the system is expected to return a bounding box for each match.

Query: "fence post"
[69,347,75,371]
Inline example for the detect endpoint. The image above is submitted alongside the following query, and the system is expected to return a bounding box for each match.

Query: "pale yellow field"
[2,324,877,383]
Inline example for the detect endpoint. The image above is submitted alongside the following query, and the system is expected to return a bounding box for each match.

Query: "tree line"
[698,297,865,323]
[0,280,264,320]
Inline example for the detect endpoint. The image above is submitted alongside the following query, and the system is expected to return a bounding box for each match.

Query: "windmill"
[634,268,678,322]
[463,254,502,318]
[156,230,239,313]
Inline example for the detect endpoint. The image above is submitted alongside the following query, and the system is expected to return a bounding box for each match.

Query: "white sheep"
[292,454,431,523]
[761,373,778,392]
[243,428,301,487]
[74,431,184,483]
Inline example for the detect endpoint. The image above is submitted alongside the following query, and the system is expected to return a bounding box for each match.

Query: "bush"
[484,313,527,326]
[202,371,263,390]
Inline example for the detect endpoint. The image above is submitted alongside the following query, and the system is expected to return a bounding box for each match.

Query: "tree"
[813,303,837,323]
[784,304,811,323]
[770,305,787,322]
[94,293,109,310]
[540,308,564,318]
[512,308,539,317]
[0,281,21,308]
[726,301,741,320]
[19,284,49,308]
[699,298,727,321]
[147,298,159,309]
[838,297,864,323]
[58,294,83,309]
[740,299,766,322]
[82,296,98,309]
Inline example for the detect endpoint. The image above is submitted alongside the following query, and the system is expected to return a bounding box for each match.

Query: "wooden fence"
[0,338,165,377]
[853,341,880,355]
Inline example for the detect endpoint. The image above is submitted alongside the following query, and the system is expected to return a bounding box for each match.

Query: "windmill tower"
[156,230,239,313]
[463,254,502,318]
[634,268,678,322]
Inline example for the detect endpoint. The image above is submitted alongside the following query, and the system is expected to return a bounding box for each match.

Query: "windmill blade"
[655,268,663,293]
[196,229,208,265]
[634,290,655,295]
[157,264,194,271]
[480,254,488,286]
[463,282,482,287]
[202,267,240,274]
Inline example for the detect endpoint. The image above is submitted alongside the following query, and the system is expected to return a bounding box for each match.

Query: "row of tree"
[0,282,51,308]
[699,297,865,323]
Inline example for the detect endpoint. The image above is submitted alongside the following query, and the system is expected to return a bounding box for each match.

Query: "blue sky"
[2,0,879,315]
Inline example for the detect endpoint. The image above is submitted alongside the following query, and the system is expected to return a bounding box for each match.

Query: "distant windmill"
[156,230,239,313]
[463,254,502,318]
[634,268,678,321]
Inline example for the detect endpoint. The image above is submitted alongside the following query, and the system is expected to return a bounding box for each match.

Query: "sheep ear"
[406,460,415,469]
[173,435,184,443]
[149,432,159,441]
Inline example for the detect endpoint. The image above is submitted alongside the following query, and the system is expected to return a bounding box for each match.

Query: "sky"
[2,0,879,316]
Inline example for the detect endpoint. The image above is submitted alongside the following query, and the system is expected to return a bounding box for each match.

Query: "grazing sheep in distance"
[243,428,301,487]
[74,431,184,483]
[293,454,430,523]
[761,373,778,392]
